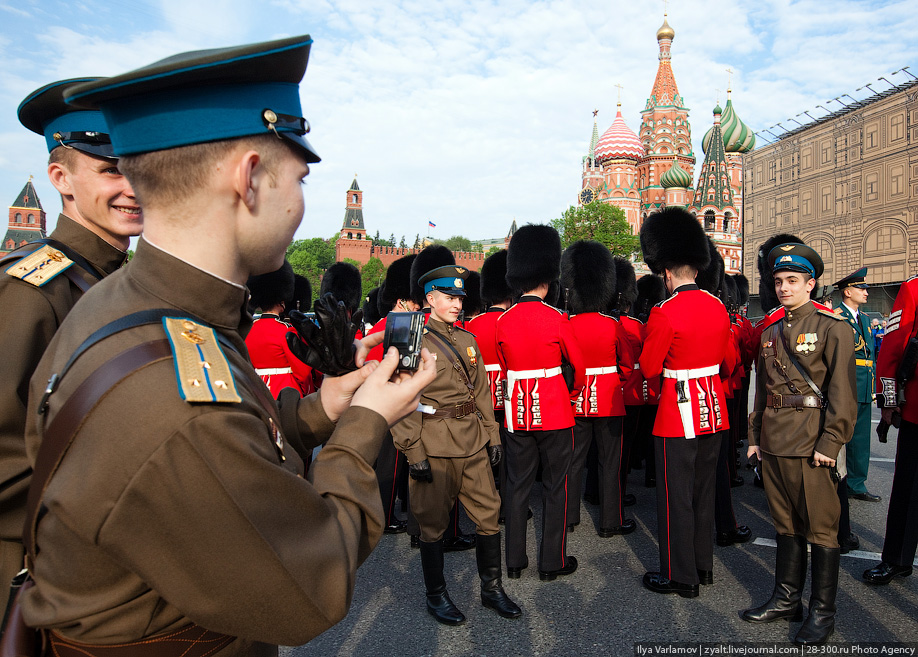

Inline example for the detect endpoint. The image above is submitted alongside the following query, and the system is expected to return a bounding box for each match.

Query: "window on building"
[821,187,832,212]
[723,215,731,231]
[14,212,21,223]
[821,142,832,164]
[768,161,776,181]
[28,214,34,224]
[865,124,878,149]
[891,165,904,195]
[802,148,812,170]
[808,236,834,283]
[347,232,353,239]
[866,173,879,202]
[891,114,905,142]
[864,225,907,282]
[352,193,358,204]
[802,192,812,216]
[704,210,715,230]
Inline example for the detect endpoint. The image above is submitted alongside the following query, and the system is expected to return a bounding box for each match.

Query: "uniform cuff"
[327,406,389,464]
[402,443,428,465]
[814,435,843,460]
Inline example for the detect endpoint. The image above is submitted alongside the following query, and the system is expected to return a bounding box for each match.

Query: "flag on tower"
[428,221,436,228]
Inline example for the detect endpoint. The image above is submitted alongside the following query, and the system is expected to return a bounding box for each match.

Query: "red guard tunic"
[568,313,633,417]
[639,285,731,438]
[366,316,387,362]
[496,297,586,431]
[878,276,918,424]
[466,307,506,412]
[245,314,315,397]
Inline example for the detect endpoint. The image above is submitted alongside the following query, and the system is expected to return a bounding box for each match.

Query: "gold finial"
[28,175,33,183]
[614,83,624,105]
[592,109,598,118]
[715,88,721,105]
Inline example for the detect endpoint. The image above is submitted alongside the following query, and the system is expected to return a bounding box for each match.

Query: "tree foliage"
[550,201,641,258]
[360,257,388,297]
[442,235,472,252]
[286,237,337,298]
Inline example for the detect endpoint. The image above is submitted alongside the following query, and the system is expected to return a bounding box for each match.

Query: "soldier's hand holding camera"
[487,444,502,467]
[409,459,433,483]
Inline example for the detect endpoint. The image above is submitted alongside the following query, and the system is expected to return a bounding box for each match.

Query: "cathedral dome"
[703,96,755,154]
[660,158,692,188]
[656,16,675,40]
[595,106,644,162]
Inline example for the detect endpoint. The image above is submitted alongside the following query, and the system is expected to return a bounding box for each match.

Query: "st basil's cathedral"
[580,14,755,275]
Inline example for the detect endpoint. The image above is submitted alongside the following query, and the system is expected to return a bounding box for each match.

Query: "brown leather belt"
[430,399,477,418]
[766,393,824,409]
[48,624,236,657]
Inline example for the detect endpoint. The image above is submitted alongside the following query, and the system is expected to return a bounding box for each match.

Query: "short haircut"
[118,134,293,207]
[670,264,697,279]
[48,145,80,171]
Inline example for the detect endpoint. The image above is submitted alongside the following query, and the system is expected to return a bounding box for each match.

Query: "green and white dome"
[702,95,755,154]
[660,158,692,188]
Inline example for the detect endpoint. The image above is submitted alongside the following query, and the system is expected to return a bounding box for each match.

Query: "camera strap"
[425,329,475,395]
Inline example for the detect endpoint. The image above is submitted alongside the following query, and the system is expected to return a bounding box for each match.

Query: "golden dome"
[656,16,675,40]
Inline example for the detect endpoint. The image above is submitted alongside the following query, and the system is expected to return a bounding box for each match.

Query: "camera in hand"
[383,311,425,370]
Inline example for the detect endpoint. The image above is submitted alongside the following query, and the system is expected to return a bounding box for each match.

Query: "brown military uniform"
[20,238,388,655]
[0,214,126,593]
[392,317,501,542]
[749,301,857,546]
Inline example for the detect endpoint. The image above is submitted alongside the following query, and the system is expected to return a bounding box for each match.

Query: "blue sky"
[1,0,915,244]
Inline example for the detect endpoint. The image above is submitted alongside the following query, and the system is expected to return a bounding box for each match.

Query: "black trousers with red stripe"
[714,428,740,534]
[569,416,625,529]
[653,432,721,586]
[505,426,573,572]
[882,419,918,568]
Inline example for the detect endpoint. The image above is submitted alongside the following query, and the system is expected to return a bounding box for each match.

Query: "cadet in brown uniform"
[0,78,142,599]
[744,243,856,646]
[17,36,435,655]
[392,265,521,626]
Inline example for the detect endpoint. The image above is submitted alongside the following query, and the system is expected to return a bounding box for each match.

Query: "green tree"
[286,237,337,295]
[551,201,641,258]
[360,257,388,297]
[399,235,407,249]
[373,230,381,245]
[486,245,503,256]
[443,235,472,252]
[413,234,421,250]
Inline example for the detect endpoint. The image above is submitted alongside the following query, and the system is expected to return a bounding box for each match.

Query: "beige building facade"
[743,79,918,315]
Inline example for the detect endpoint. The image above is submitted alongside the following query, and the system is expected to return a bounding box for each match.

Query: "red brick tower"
[1,178,46,257]
[335,177,372,263]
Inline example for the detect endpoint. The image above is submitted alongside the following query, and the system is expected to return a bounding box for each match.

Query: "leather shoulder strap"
[776,319,824,401]
[425,329,474,394]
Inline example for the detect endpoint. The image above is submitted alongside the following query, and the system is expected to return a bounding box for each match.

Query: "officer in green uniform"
[392,265,522,626]
[17,36,436,654]
[744,243,856,646]
[834,267,880,502]
[0,79,142,602]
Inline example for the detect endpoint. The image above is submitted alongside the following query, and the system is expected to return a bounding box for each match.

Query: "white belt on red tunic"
[485,364,502,372]
[662,365,719,439]
[585,366,618,375]
[256,367,293,376]
[504,367,563,433]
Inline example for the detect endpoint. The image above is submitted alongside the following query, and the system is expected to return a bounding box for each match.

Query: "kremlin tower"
[1,178,45,257]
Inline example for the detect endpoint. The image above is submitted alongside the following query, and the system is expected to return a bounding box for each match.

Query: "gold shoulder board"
[5,245,73,287]
[817,309,845,321]
[163,317,242,403]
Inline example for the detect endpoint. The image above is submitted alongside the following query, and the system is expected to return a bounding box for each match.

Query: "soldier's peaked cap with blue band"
[767,243,824,279]
[420,265,469,297]
[18,78,115,158]
[63,35,319,163]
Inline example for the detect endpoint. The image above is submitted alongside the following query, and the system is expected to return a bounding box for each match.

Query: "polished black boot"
[476,533,522,619]
[419,538,466,626]
[742,534,805,623]
[795,545,839,645]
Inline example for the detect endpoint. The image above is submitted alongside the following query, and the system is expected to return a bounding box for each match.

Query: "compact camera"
[383,311,425,371]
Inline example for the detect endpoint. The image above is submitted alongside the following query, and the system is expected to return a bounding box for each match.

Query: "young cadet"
[833,267,880,502]
[638,208,731,599]
[744,242,856,646]
[863,274,918,586]
[0,79,142,599]
[18,36,436,654]
[391,264,520,626]
[561,240,634,537]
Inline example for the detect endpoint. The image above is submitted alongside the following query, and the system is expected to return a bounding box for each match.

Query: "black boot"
[476,533,522,619]
[419,539,466,625]
[795,545,839,645]
[742,534,806,623]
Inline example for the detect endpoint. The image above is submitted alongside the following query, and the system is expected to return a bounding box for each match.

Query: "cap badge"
[454,278,463,288]
[779,255,793,263]
[780,245,795,251]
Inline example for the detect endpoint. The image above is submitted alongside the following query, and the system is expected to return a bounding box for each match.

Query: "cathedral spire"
[693,105,735,211]
[648,13,683,109]
[588,109,599,160]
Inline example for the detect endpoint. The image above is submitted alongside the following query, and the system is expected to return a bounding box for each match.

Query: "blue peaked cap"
[63,35,320,162]
[18,78,115,158]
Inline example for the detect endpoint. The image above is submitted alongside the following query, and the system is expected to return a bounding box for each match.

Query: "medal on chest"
[795,333,818,353]
[467,346,477,368]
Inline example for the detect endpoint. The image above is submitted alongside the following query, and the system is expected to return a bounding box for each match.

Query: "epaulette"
[163,317,242,403]
[832,307,843,316]
[817,309,846,322]
[454,325,474,335]
[4,244,74,287]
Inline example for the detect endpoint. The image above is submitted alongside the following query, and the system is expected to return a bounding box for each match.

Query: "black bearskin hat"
[756,233,803,313]
[633,274,667,322]
[695,238,724,296]
[732,273,749,306]
[462,271,482,318]
[722,275,738,312]
[290,274,312,314]
[640,207,710,275]
[362,286,383,326]
[560,240,616,315]
[410,245,455,305]
[247,260,294,312]
[505,224,561,295]
[320,262,362,314]
[480,249,512,307]
[379,254,416,313]
[613,256,637,314]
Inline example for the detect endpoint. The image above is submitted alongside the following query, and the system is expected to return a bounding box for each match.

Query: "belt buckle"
[771,393,782,409]
[455,403,467,419]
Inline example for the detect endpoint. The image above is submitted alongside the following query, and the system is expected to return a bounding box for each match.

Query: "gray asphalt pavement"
[286,402,916,657]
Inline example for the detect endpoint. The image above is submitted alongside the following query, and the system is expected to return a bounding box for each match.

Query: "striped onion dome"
[703,94,755,154]
[660,158,692,188]
[595,105,644,162]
